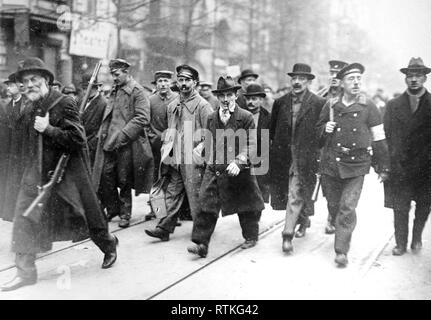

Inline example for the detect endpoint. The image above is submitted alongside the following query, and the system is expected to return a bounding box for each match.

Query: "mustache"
[293,85,302,89]
[181,85,188,90]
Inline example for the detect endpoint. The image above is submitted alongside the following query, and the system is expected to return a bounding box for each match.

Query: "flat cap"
[176,64,199,81]
[109,58,131,71]
[336,62,365,80]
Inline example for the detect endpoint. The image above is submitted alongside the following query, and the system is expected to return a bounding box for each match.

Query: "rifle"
[79,60,102,115]
[311,98,335,202]
[22,153,70,223]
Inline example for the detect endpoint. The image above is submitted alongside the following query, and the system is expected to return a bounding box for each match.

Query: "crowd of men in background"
[0,54,430,292]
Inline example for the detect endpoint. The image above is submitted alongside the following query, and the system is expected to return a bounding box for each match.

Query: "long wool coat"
[159,90,213,219]
[92,78,154,195]
[383,90,431,209]
[1,97,32,221]
[269,90,326,212]
[199,105,265,216]
[12,90,109,254]
[0,102,10,220]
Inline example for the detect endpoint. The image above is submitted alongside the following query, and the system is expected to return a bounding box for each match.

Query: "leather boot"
[295,219,310,238]
[0,276,37,292]
[187,244,208,258]
[282,235,293,253]
[102,236,119,269]
[145,227,169,241]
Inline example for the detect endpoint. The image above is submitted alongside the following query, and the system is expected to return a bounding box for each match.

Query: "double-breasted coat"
[269,90,326,212]
[255,107,271,203]
[1,96,32,221]
[199,105,265,216]
[383,91,431,209]
[92,78,154,195]
[12,90,109,254]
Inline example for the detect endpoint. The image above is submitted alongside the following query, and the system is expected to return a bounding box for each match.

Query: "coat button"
[352,143,356,146]
[336,157,340,162]
[228,147,233,152]
[354,113,358,117]
[337,143,341,147]
[353,128,357,132]
[216,171,220,176]
[337,128,341,132]
[351,156,355,160]
[339,113,342,117]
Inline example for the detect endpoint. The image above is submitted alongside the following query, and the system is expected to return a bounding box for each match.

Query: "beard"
[26,90,43,101]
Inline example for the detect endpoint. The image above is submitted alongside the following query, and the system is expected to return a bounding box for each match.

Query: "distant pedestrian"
[199,81,220,111]
[236,69,259,109]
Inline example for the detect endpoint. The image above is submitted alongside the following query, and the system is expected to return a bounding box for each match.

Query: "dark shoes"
[392,246,406,256]
[335,253,348,267]
[0,276,37,292]
[119,218,130,228]
[241,239,257,250]
[282,237,293,253]
[325,222,336,234]
[145,227,169,241]
[144,211,156,221]
[187,244,208,258]
[106,213,117,222]
[102,236,119,269]
[411,240,422,251]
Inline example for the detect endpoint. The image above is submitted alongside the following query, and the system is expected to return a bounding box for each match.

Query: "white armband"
[371,124,385,141]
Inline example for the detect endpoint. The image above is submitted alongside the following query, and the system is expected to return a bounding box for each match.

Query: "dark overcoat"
[92,78,154,195]
[0,103,10,220]
[383,91,431,209]
[199,105,265,216]
[1,97,33,221]
[80,93,107,165]
[269,90,326,211]
[12,90,109,254]
[255,107,271,203]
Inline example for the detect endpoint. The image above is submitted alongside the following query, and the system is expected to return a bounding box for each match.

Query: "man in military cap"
[0,74,31,222]
[145,64,212,241]
[79,73,106,166]
[0,57,118,292]
[243,83,271,203]
[384,57,431,256]
[236,69,259,109]
[317,62,390,267]
[270,63,326,254]
[199,81,219,111]
[92,58,153,228]
[187,76,265,258]
[317,60,349,235]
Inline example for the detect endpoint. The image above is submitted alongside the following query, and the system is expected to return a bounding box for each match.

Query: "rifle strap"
[47,95,65,113]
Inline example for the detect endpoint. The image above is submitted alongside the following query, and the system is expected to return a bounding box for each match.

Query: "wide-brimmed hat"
[400,57,431,75]
[80,73,102,87]
[329,60,348,72]
[336,62,365,80]
[14,57,54,84]
[199,81,213,88]
[243,83,266,98]
[238,69,259,84]
[176,64,199,81]
[287,63,315,80]
[212,76,241,94]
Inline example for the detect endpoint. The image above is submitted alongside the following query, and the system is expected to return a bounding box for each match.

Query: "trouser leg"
[394,208,409,249]
[238,211,260,241]
[99,152,121,217]
[15,253,37,280]
[282,173,304,238]
[322,175,341,225]
[191,211,219,246]
[412,198,431,243]
[158,166,185,233]
[334,175,364,254]
[89,228,117,254]
[117,146,134,220]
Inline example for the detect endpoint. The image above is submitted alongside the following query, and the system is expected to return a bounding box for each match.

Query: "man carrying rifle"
[0,57,118,292]
[316,63,390,267]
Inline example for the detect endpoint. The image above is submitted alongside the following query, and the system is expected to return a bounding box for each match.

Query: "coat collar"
[392,92,416,123]
[292,89,313,125]
[179,89,201,114]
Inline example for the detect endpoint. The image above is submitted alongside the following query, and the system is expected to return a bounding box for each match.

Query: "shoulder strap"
[47,95,65,113]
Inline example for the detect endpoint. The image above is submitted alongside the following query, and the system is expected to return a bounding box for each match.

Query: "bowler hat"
[336,62,365,80]
[80,73,102,87]
[14,57,54,84]
[287,63,315,80]
[109,58,131,72]
[238,69,259,84]
[151,70,174,84]
[212,76,241,94]
[243,83,266,98]
[2,73,17,84]
[176,64,199,81]
[400,57,431,75]
[329,60,348,72]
